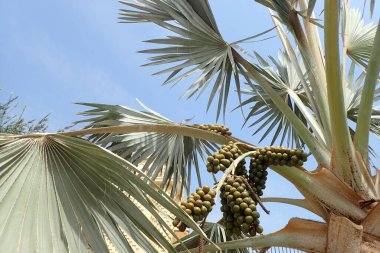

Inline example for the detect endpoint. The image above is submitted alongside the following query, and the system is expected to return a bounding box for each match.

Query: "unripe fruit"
[256,225,264,233]
[172,218,180,227]
[186,202,194,209]
[195,200,203,207]
[240,202,248,211]
[203,201,212,210]
[193,207,201,215]
[203,194,212,202]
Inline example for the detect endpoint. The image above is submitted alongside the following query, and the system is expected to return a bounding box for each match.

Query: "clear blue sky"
[0,0,376,234]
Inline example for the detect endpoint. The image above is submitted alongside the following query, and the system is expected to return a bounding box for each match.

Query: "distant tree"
[0,93,48,134]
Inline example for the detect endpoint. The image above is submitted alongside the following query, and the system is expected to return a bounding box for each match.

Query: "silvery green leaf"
[119,0,252,120]
[344,62,380,165]
[238,51,312,148]
[344,7,377,68]
[345,62,380,136]
[0,134,206,253]
[75,101,218,197]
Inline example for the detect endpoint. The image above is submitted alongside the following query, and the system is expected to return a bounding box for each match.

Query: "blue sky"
[0,0,377,235]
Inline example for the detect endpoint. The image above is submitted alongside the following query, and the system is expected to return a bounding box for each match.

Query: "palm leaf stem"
[6,125,232,144]
[354,20,380,165]
[286,8,332,143]
[232,49,330,167]
[271,165,366,222]
[342,2,349,98]
[324,0,364,192]
[299,0,325,66]
[261,197,319,216]
[180,218,328,253]
[287,89,325,143]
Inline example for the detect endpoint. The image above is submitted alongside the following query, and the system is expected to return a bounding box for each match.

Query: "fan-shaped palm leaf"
[75,101,219,197]
[239,51,313,148]
[345,62,380,137]
[344,7,377,68]
[119,0,251,120]
[0,134,206,252]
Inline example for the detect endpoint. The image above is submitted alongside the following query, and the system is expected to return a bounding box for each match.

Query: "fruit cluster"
[206,141,245,174]
[220,177,263,237]
[250,147,308,167]
[249,158,268,197]
[248,147,307,196]
[192,124,232,136]
[173,185,216,232]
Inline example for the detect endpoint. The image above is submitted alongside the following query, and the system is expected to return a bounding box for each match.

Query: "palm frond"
[75,101,219,197]
[119,0,250,120]
[239,51,312,148]
[344,62,380,166]
[346,62,380,138]
[344,7,377,68]
[0,134,206,253]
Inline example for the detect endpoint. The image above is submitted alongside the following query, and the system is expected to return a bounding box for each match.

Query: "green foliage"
[74,101,219,197]
[0,93,48,134]
[0,134,206,253]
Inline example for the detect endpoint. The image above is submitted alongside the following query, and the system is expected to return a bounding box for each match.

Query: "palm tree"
[1,0,379,252]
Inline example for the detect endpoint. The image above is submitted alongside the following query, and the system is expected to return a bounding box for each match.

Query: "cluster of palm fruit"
[172,185,216,232]
[206,141,246,174]
[249,147,307,196]
[249,146,308,196]
[249,159,268,197]
[220,177,263,237]
[192,124,232,136]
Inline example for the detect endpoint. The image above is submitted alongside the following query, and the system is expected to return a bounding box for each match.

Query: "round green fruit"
[245,216,253,224]
[203,201,212,210]
[240,202,248,211]
[236,216,244,225]
[233,191,241,199]
[244,208,253,216]
[233,205,241,213]
[172,218,180,227]
[201,206,208,215]
[186,202,194,209]
[193,206,201,215]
